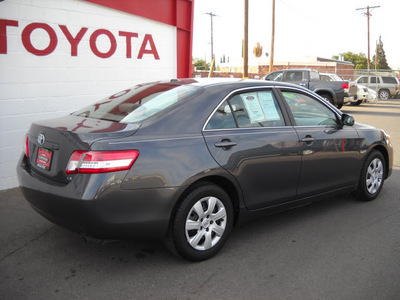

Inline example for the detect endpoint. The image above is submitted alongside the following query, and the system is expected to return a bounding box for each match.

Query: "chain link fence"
[337,69,400,81]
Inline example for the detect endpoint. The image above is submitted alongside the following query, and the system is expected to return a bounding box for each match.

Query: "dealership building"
[0,0,193,190]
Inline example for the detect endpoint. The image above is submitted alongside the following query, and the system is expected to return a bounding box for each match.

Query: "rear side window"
[72,83,200,123]
[205,100,236,130]
[382,77,398,84]
[205,90,285,129]
[370,77,380,84]
[320,75,332,82]
[285,71,303,82]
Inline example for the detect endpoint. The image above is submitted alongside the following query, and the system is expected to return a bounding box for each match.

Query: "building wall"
[0,0,180,190]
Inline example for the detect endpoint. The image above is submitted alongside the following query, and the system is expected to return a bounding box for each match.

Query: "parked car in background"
[320,73,358,105]
[367,87,378,103]
[263,69,345,108]
[17,79,393,261]
[353,85,378,105]
[355,75,399,100]
[356,85,369,104]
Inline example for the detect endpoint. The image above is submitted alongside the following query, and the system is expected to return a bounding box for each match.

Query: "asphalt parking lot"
[1,100,399,300]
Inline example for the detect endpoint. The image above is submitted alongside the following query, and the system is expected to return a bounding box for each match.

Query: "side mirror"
[342,113,355,126]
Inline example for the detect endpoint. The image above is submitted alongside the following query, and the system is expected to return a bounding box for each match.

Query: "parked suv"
[355,75,399,100]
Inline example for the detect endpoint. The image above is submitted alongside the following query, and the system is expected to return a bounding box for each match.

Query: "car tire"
[351,100,363,106]
[378,89,390,100]
[166,183,234,261]
[354,150,385,201]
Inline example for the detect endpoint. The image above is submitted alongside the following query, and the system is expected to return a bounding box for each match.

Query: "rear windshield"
[72,83,200,123]
[382,77,398,84]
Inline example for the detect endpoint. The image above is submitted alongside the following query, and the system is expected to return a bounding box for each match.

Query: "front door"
[279,89,361,198]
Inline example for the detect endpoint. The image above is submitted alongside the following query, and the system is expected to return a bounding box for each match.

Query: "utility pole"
[269,0,275,73]
[205,12,217,71]
[356,5,380,73]
[243,0,248,78]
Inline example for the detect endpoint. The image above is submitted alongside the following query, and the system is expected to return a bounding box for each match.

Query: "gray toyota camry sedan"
[17,78,393,261]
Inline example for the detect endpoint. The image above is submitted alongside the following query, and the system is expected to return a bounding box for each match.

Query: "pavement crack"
[0,227,54,262]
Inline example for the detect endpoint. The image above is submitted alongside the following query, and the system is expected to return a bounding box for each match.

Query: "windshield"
[72,83,200,123]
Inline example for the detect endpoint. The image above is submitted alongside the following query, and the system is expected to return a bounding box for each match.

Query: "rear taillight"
[24,134,30,158]
[341,83,349,89]
[66,150,139,174]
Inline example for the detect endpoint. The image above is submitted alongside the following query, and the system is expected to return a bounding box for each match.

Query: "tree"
[192,58,210,71]
[371,36,391,70]
[332,52,368,69]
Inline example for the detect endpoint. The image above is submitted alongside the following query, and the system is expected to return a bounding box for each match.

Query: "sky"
[192,0,400,69]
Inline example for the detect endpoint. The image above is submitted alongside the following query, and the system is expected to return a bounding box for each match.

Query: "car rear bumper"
[16,155,178,239]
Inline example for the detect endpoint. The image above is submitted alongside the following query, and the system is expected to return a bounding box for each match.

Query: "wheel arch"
[169,175,242,229]
[314,88,335,99]
[371,144,390,179]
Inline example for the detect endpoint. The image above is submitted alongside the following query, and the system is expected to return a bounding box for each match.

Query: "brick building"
[194,57,355,80]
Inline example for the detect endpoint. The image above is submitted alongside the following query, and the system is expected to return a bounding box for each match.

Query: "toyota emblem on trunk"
[37,133,45,145]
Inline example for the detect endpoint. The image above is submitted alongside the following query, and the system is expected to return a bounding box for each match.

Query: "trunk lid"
[27,115,139,183]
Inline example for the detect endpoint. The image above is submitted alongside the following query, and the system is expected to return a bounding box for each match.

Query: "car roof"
[167,78,301,89]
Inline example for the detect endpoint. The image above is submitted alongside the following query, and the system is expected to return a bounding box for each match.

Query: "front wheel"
[354,150,385,201]
[166,184,234,261]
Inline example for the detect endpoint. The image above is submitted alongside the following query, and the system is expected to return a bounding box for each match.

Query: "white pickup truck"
[320,73,359,105]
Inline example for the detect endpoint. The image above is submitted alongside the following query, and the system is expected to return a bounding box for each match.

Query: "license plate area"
[36,147,53,171]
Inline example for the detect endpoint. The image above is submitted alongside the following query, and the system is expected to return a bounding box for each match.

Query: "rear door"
[202,87,302,210]
[278,88,361,198]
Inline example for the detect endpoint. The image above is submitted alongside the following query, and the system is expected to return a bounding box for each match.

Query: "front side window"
[281,91,339,126]
[357,77,368,84]
[205,90,285,130]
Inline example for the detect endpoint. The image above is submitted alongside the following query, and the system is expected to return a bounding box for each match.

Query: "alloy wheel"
[185,196,227,251]
[366,158,383,195]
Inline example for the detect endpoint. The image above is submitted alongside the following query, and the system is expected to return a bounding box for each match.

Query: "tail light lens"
[341,83,349,89]
[24,134,30,158]
[66,150,139,174]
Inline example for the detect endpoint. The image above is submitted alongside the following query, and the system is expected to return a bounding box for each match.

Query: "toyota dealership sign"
[0,0,193,189]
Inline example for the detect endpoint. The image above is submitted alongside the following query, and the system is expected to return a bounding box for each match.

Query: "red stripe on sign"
[83,0,193,78]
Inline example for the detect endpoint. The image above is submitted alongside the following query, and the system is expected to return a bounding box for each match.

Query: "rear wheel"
[354,150,385,201]
[166,184,234,261]
[378,89,390,100]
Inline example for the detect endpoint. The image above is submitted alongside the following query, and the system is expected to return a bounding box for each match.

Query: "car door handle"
[214,140,237,149]
[300,136,316,143]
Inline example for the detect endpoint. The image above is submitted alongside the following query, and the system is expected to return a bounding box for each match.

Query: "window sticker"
[258,92,281,120]
[240,93,266,123]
